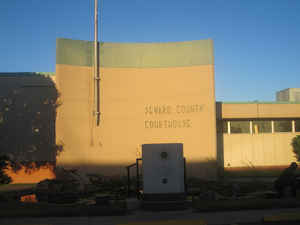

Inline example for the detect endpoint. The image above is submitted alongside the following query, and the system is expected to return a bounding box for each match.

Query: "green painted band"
[56,38,214,68]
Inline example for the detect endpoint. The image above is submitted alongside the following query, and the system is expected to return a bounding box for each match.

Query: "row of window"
[218,119,300,134]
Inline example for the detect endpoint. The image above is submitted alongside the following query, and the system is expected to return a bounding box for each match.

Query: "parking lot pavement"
[1,208,300,225]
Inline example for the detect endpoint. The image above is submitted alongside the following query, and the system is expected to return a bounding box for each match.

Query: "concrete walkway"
[1,208,300,225]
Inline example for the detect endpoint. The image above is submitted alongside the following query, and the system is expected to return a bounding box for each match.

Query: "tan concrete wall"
[221,103,300,119]
[223,132,299,168]
[56,64,217,178]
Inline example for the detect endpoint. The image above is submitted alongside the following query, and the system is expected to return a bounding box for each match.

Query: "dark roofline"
[0,72,55,77]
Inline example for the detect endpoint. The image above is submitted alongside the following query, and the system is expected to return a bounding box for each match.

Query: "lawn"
[264,211,300,222]
[193,198,300,212]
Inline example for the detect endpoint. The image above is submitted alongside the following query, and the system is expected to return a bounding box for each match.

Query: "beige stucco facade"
[223,132,300,168]
[55,39,217,178]
[217,103,300,170]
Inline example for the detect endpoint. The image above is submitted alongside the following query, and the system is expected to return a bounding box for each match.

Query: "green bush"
[291,135,300,162]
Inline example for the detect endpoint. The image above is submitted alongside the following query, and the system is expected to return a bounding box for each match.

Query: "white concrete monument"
[142,143,185,196]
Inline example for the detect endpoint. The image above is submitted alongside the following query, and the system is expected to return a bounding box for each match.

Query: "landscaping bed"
[0,183,36,192]
[0,183,36,201]
[0,182,127,218]
[0,201,127,218]
[263,211,300,223]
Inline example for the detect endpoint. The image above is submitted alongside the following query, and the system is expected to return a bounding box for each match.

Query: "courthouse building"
[1,38,300,178]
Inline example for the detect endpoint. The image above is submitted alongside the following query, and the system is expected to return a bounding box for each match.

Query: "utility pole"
[94,0,100,125]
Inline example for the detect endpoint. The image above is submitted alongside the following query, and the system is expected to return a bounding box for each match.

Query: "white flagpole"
[94,0,100,125]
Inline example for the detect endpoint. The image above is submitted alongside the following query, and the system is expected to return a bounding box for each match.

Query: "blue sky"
[1,0,300,101]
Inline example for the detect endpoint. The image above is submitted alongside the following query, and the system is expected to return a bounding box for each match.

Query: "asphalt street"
[1,207,300,225]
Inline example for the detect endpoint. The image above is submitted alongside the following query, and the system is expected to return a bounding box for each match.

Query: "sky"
[1,0,300,102]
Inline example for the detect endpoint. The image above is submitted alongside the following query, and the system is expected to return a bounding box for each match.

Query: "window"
[295,119,300,132]
[252,120,272,134]
[274,120,292,132]
[230,121,250,134]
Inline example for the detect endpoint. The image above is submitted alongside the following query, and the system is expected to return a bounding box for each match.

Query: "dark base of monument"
[142,193,186,201]
[141,193,187,211]
[95,195,111,206]
[141,200,188,211]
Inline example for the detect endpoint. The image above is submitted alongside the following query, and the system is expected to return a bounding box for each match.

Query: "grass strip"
[193,198,300,212]
[263,211,300,222]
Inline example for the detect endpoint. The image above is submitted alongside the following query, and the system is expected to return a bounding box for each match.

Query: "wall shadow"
[59,158,219,181]
[0,73,62,169]
[215,102,224,177]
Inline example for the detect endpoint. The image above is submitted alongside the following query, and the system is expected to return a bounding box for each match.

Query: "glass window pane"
[295,119,300,132]
[252,120,272,134]
[230,121,250,134]
[274,120,292,132]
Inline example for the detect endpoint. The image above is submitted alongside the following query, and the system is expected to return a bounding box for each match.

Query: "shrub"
[291,135,300,162]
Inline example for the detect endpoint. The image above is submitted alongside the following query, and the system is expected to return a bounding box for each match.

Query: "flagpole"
[94,0,100,125]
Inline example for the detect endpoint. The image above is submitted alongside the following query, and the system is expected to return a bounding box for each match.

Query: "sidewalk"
[1,208,300,225]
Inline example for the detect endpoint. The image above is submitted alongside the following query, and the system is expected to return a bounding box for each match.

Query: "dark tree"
[0,73,63,170]
[291,135,300,162]
[0,155,11,184]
